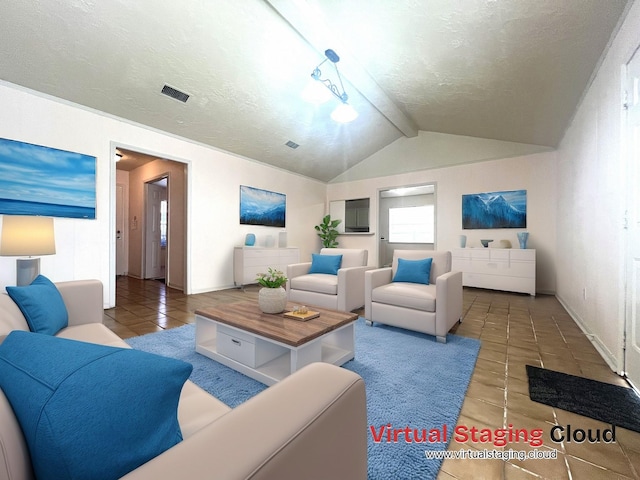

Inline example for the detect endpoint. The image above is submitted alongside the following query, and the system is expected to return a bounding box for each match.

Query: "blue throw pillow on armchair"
[0,331,193,480]
[392,257,433,285]
[6,275,68,335]
[308,253,343,275]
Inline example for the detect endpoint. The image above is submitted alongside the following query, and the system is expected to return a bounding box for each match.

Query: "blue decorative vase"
[459,235,467,248]
[245,233,256,246]
[517,232,529,249]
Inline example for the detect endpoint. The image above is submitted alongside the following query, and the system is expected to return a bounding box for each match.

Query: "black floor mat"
[526,364,640,433]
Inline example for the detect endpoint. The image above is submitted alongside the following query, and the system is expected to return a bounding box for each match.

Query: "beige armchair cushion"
[329,248,367,268]
[290,274,338,295]
[371,283,436,312]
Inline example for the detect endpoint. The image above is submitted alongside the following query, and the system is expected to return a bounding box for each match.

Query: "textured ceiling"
[0,0,630,182]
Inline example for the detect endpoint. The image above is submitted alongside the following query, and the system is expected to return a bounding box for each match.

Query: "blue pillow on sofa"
[6,275,68,335]
[392,257,433,285]
[0,331,193,480]
[308,253,343,275]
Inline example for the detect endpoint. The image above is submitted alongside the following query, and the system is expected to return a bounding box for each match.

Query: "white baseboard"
[189,283,238,295]
[555,294,621,374]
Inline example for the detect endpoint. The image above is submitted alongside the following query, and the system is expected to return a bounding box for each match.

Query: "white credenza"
[234,247,300,287]
[452,248,536,296]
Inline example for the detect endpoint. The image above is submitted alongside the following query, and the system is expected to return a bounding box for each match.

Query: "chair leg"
[436,335,447,343]
[365,320,373,327]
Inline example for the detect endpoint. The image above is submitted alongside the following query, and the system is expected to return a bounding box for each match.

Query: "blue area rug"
[127,318,480,479]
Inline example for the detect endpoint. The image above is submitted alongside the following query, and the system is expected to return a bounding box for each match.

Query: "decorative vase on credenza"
[517,232,529,249]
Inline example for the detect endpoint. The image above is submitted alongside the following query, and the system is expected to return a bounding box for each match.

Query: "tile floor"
[107,276,640,479]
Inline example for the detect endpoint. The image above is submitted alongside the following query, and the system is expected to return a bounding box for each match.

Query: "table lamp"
[0,215,56,286]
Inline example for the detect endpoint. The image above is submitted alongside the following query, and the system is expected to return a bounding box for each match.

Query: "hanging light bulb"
[331,102,358,123]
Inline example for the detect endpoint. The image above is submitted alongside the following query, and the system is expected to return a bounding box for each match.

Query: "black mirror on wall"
[329,198,370,234]
[344,198,370,232]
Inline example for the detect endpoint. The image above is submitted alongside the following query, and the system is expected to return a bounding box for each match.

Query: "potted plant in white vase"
[256,267,288,314]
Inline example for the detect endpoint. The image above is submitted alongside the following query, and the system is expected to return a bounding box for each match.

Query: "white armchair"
[364,250,463,343]
[287,248,373,312]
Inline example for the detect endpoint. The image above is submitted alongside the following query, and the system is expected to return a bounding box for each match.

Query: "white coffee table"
[195,301,357,386]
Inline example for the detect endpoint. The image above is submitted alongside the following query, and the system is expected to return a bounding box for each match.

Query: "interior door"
[145,183,164,279]
[115,183,127,276]
[624,47,640,389]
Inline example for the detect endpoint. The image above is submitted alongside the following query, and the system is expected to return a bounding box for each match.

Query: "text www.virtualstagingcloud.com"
[424,448,558,462]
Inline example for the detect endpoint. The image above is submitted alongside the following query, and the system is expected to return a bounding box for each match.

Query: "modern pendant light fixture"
[302,49,358,123]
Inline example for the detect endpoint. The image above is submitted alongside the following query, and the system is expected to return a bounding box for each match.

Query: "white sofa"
[287,248,373,312]
[365,250,463,343]
[0,280,367,480]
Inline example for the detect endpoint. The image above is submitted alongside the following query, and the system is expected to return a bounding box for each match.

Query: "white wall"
[0,82,326,306]
[555,1,640,372]
[327,150,558,294]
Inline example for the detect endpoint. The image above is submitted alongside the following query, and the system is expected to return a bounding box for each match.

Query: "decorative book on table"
[283,311,320,321]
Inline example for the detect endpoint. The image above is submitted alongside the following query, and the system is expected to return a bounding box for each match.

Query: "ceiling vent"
[161,84,189,103]
[285,140,299,149]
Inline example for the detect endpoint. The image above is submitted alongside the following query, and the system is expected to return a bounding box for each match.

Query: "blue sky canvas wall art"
[462,190,526,229]
[0,138,96,219]
[240,185,286,228]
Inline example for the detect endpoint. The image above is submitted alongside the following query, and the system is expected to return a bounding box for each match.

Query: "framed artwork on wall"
[239,185,286,228]
[0,137,96,219]
[462,189,526,229]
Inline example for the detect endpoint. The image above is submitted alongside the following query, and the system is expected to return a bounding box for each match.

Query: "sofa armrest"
[121,363,367,480]
[286,262,311,293]
[435,271,463,337]
[364,267,393,319]
[56,280,104,326]
[337,266,376,311]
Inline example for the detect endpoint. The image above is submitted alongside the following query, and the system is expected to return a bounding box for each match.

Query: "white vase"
[258,287,287,314]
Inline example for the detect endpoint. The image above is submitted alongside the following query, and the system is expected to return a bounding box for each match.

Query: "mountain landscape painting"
[240,185,286,228]
[462,190,526,229]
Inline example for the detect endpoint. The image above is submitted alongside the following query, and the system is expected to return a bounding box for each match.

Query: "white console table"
[452,248,536,296]
[234,247,300,287]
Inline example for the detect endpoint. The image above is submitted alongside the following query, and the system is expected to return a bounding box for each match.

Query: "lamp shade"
[0,215,56,256]
[331,102,358,123]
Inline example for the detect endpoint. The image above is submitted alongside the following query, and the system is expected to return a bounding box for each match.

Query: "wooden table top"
[195,301,358,347]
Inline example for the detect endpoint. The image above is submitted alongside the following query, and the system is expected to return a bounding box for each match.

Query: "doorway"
[624,46,640,389]
[114,147,187,295]
[378,184,436,267]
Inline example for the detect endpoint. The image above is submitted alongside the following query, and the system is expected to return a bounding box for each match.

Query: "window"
[388,205,434,243]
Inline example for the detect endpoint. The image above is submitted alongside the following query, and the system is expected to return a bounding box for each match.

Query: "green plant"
[256,267,288,288]
[314,214,342,248]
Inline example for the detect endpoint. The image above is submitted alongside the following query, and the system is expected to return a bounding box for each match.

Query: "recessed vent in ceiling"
[161,84,189,103]
[285,140,299,149]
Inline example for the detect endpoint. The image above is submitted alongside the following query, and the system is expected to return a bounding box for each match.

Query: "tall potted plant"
[314,214,342,248]
[256,267,288,314]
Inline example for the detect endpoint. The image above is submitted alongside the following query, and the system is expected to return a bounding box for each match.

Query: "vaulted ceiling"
[0,0,630,182]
